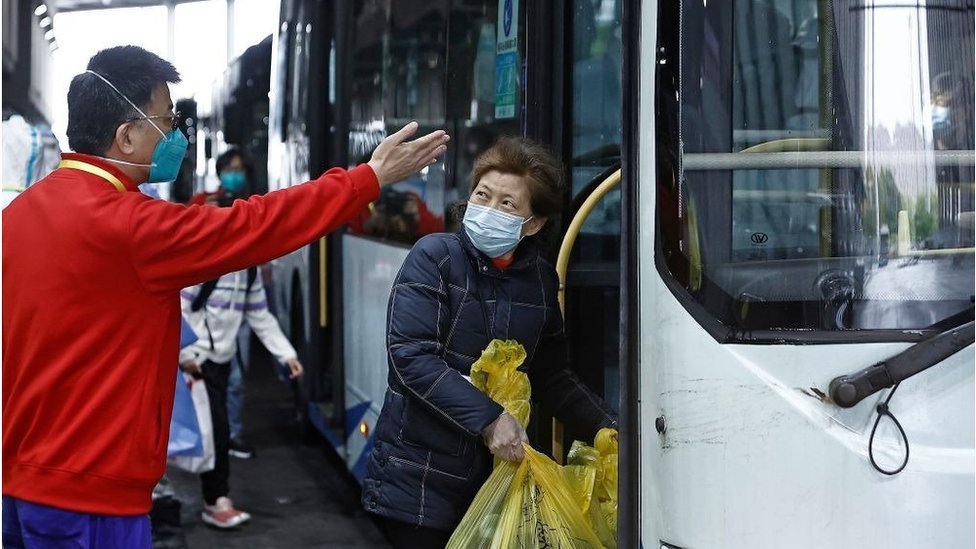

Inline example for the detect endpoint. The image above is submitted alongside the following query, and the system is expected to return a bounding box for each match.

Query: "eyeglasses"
[127,110,181,132]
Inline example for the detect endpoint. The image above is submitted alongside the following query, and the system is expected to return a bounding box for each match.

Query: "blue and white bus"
[266,1,975,546]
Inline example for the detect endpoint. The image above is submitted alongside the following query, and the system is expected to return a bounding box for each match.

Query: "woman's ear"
[522,216,547,237]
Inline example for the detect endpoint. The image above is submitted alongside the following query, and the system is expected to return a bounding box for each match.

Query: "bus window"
[346,0,525,245]
[445,0,522,231]
[348,0,386,160]
[270,19,291,145]
[290,2,310,137]
[386,2,447,123]
[345,1,449,245]
[657,0,975,337]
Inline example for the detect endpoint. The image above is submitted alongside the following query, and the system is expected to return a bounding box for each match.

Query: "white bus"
[267,1,975,546]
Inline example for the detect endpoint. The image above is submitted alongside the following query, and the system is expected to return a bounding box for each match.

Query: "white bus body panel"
[637,4,974,547]
[341,235,410,476]
[639,297,974,547]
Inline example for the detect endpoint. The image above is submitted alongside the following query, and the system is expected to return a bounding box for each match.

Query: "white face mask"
[462,202,533,258]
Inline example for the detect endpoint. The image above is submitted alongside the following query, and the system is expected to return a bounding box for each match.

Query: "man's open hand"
[367,122,450,186]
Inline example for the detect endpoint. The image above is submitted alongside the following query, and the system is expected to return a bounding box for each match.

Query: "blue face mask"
[463,202,533,258]
[85,70,187,184]
[145,129,188,183]
[219,171,247,194]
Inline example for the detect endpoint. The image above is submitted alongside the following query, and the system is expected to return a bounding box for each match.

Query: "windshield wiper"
[828,320,975,408]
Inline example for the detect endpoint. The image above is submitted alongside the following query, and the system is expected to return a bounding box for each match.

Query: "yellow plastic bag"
[469,339,531,427]
[448,339,605,548]
[566,428,619,548]
[447,444,605,548]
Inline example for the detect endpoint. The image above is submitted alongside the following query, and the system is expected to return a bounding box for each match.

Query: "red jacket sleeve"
[127,164,379,292]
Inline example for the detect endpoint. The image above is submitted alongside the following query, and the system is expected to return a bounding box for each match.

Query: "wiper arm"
[828,320,975,408]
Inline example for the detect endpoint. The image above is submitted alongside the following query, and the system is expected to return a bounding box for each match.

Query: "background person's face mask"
[86,70,188,184]
[219,171,247,194]
[932,105,951,135]
[463,202,533,258]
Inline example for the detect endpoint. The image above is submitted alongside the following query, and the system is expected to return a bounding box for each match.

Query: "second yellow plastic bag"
[564,428,619,548]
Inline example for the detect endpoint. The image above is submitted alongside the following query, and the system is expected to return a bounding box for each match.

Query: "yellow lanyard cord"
[58,159,127,193]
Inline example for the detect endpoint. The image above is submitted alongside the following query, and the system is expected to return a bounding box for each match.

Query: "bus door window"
[564,0,624,418]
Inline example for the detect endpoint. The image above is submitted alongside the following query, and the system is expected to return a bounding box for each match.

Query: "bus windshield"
[657,0,975,338]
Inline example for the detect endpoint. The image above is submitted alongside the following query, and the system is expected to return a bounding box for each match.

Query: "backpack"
[190,267,257,312]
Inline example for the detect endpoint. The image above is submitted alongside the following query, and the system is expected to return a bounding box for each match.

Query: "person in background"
[191,148,260,460]
[179,237,303,528]
[362,137,616,548]
[931,71,974,152]
[2,114,61,209]
[2,44,448,548]
[189,147,252,207]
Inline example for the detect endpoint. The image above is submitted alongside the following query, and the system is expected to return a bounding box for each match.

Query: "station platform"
[162,346,390,548]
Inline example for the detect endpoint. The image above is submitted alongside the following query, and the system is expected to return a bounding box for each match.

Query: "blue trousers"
[1,496,151,549]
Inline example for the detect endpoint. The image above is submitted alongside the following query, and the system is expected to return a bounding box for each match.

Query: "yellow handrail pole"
[739,137,830,154]
[551,168,621,464]
[319,237,328,328]
[556,169,622,315]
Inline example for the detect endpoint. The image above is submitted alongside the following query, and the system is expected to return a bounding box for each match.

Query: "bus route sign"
[495,0,518,119]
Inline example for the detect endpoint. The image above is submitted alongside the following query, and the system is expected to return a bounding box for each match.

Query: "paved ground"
[165,347,390,549]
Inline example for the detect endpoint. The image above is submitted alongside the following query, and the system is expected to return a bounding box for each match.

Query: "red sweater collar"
[60,152,140,192]
[491,256,514,271]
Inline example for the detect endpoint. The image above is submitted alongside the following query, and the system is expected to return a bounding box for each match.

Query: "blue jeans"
[227,324,251,440]
[1,496,151,549]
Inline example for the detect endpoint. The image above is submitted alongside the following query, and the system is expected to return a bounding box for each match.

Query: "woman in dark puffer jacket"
[362,137,617,548]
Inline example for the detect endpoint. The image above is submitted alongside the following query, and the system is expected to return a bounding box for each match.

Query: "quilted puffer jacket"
[361,230,617,531]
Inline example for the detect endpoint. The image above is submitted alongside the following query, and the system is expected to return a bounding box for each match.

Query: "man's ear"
[523,216,547,237]
[114,123,136,156]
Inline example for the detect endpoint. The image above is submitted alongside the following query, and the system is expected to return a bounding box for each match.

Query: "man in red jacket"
[1,45,448,548]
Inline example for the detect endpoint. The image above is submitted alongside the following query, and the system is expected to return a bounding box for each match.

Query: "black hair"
[933,72,967,97]
[215,147,246,175]
[66,46,181,155]
[214,147,255,197]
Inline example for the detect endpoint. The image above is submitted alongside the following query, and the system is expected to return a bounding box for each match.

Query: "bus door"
[526,1,625,462]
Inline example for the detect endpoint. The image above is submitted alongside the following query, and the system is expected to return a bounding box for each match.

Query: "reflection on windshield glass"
[659,0,975,335]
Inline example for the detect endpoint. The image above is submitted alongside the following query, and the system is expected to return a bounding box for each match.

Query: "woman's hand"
[482,412,528,462]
